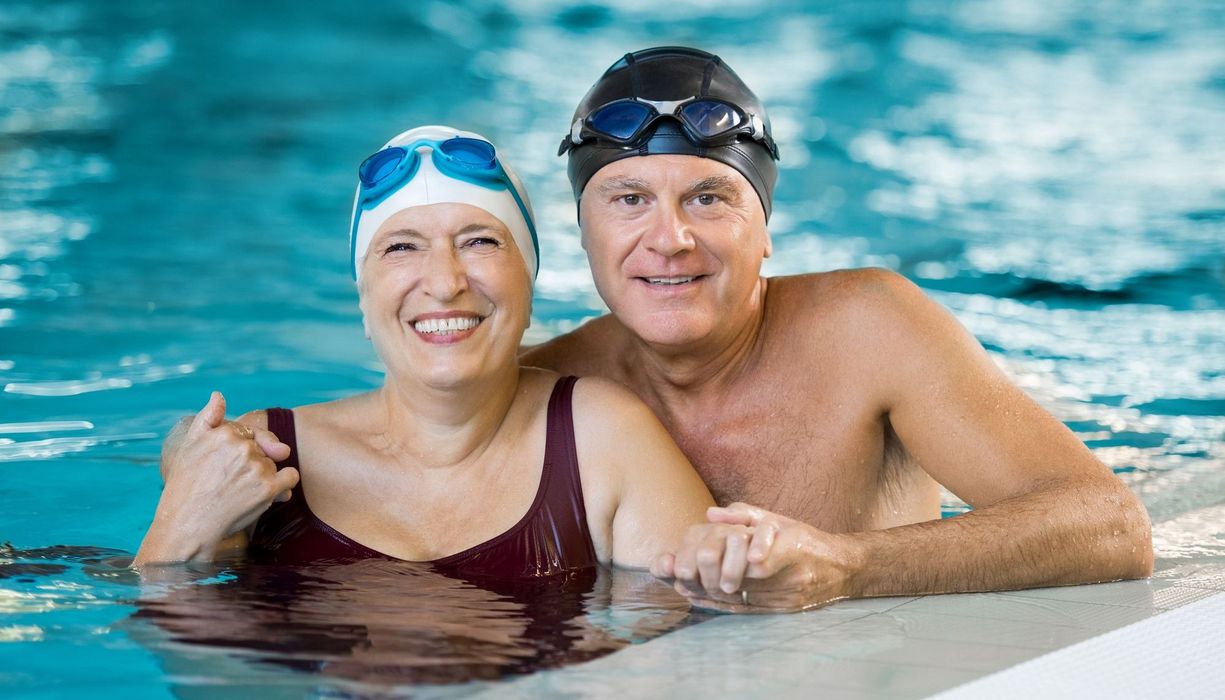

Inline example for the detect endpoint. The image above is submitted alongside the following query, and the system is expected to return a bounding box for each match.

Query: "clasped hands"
[650,503,861,613]
[150,396,857,612]
[138,392,298,564]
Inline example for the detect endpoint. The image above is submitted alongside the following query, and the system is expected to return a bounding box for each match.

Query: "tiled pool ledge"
[478,502,1225,699]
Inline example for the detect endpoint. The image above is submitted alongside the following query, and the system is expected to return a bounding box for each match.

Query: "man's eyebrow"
[596,176,652,194]
[685,175,741,194]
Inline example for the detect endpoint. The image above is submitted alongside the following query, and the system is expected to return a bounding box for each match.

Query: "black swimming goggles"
[558,96,780,159]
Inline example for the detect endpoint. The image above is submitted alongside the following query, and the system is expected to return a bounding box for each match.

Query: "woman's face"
[358,203,532,391]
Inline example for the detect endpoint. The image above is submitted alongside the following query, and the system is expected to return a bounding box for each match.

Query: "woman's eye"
[383,242,416,254]
[465,237,499,248]
[619,194,643,206]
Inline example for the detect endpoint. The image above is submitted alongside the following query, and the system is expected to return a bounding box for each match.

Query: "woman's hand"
[133,392,298,566]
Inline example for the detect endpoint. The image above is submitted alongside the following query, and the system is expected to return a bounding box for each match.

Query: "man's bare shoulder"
[521,314,628,379]
[766,267,927,334]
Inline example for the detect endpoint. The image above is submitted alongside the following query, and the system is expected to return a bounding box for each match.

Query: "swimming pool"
[2,0,1223,696]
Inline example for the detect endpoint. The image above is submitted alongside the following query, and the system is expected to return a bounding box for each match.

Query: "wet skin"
[136,202,713,572]
[522,154,1153,612]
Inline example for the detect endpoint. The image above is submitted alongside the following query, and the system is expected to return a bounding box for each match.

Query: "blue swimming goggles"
[351,136,538,272]
[558,96,780,158]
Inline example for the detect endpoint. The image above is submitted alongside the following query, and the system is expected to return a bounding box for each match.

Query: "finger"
[720,530,750,593]
[694,533,726,595]
[747,520,779,564]
[650,552,676,579]
[671,530,702,583]
[271,466,300,497]
[253,428,291,462]
[188,391,226,438]
[706,502,764,526]
[272,489,294,504]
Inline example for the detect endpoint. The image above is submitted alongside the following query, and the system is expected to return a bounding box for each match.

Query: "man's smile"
[636,274,709,288]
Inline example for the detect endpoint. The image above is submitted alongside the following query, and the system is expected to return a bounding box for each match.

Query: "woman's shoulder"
[234,393,377,438]
[519,368,649,419]
[566,376,663,454]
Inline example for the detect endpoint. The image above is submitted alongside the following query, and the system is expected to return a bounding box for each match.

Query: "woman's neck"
[374,364,522,470]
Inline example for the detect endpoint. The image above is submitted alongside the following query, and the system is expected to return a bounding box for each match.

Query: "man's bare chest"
[654,394,888,532]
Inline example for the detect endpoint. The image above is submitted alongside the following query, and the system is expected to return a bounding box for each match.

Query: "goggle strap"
[625,52,643,98]
[700,58,717,96]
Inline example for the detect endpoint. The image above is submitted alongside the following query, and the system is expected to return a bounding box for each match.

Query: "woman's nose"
[422,247,469,300]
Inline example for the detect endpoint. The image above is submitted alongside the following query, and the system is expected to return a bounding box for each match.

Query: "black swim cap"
[562,46,780,221]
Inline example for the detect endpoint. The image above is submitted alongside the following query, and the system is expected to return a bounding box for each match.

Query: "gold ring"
[741,590,749,606]
[231,424,254,440]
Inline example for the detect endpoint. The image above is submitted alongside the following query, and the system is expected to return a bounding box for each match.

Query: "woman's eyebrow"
[378,228,425,239]
[454,223,503,236]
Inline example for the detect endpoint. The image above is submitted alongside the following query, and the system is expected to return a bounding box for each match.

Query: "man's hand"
[651,503,862,613]
[135,392,298,566]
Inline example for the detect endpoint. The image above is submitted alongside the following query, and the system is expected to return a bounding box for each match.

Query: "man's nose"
[642,200,696,257]
[422,247,469,300]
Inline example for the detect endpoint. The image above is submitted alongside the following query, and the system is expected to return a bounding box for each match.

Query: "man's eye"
[694,193,719,206]
[465,237,499,248]
[619,194,643,206]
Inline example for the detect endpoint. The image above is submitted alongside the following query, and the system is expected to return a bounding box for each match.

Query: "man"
[522,46,1152,611]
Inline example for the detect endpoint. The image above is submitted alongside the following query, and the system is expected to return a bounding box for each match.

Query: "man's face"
[579,154,771,348]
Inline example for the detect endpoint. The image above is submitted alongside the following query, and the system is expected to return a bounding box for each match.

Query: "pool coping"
[469,502,1225,699]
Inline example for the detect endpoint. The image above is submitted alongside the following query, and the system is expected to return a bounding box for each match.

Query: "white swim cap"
[349,125,538,284]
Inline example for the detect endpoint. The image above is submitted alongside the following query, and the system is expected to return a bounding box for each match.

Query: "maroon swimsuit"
[248,376,599,579]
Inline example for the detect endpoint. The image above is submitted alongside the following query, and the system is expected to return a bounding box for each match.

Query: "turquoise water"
[1,0,1223,695]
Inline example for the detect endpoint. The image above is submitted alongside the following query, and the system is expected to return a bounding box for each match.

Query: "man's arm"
[855,270,1152,594]
[658,270,1152,611]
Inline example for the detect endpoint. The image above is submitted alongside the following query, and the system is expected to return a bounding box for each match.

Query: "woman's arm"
[571,378,715,570]
[133,393,298,567]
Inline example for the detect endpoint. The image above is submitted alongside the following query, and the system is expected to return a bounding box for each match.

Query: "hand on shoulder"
[135,392,298,567]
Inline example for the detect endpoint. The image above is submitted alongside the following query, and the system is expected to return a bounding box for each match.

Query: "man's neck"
[625,277,770,412]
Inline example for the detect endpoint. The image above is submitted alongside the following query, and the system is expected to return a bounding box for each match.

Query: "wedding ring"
[741,590,750,606]
[231,423,255,440]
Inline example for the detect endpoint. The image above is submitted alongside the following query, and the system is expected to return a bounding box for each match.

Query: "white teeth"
[413,316,482,334]
[645,276,697,285]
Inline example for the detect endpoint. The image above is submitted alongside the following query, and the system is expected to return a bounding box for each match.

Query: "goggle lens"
[588,101,654,140]
[438,137,497,168]
[359,147,407,187]
[680,100,744,137]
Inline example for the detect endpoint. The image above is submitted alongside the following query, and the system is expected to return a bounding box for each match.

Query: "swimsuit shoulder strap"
[543,376,589,518]
[263,407,299,471]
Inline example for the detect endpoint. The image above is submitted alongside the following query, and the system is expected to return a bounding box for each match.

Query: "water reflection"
[133,561,702,691]
[2,545,703,692]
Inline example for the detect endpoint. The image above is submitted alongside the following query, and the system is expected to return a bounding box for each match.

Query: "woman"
[134,125,717,579]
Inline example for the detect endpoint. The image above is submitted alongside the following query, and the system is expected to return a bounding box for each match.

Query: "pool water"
[1,0,1223,696]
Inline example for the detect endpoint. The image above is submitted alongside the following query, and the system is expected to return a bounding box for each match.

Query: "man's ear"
[577,202,589,252]
[763,229,773,259]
